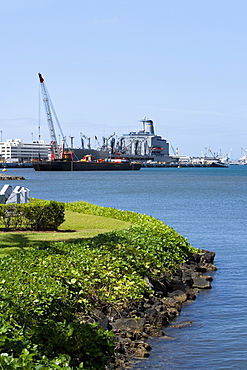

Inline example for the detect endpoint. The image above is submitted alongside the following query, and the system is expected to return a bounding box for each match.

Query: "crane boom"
[38,73,57,144]
[38,73,69,159]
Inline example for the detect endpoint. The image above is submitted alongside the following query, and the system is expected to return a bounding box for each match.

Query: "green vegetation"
[0,210,130,251]
[0,200,65,231]
[0,200,198,369]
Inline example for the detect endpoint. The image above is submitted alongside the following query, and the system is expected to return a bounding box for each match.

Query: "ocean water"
[3,165,247,369]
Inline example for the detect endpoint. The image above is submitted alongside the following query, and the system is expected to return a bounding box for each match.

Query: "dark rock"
[91,309,110,330]
[162,297,182,309]
[111,318,146,332]
[144,308,169,327]
[145,276,168,297]
[200,274,213,281]
[168,280,191,293]
[169,290,188,302]
[181,270,194,287]
[205,263,217,271]
[183,288,197,300]
[132,348,150,358]
[200,250,216,264]
[169,320,192,329]
[163,334,175,340]
[192,276,212,289]
[144,326,164,337]
[195,264,208,272]
[0,175,25,180]
[165,307,180,319]
[107,249,216,369]
[189,253,201,263]
[106,306,122,322]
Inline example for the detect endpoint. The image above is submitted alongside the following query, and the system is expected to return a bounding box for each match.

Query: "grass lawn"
[0,210,130,254]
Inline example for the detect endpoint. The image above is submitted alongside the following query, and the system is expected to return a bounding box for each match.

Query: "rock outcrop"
[0,175,25,180]
[86,250,216,369]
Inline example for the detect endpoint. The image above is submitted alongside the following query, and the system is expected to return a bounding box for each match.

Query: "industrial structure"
[113,117,171,162]
[38,73,67,160]
[238,147,247,164]
[0,139,49,163]
[71,118,172,164]
[37,73,172,164]
[0,73,237,167]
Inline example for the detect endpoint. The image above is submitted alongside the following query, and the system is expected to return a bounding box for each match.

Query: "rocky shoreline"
[86,250,216,369]
[0,175,25,180]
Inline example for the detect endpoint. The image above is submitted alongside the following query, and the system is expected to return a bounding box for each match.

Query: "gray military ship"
[72,117,173,164]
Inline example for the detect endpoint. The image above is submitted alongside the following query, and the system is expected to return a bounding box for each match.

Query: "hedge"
[0,200,65,231]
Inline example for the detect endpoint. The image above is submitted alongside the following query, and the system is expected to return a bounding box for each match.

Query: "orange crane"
[38,73,67,160]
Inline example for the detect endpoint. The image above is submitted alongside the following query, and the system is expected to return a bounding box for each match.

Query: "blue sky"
[1,0,247,159]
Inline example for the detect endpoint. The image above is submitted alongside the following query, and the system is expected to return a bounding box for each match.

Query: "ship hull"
[32,161,141,171]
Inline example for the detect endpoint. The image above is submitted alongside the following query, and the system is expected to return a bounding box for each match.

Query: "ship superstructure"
[113,117,171,162]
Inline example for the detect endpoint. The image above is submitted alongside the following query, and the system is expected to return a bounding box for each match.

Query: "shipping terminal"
[0,73,228,169]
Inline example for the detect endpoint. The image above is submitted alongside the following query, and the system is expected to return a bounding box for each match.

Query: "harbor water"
[3,165,247,369]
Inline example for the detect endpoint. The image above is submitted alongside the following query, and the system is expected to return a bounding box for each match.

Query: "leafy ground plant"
[0,200,198,369]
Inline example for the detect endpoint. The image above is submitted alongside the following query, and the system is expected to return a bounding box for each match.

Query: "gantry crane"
[94,135,101,149]
[38,73,67,159]
[102,132,115,151]
[80,132,91,149]
[239,147,247,163]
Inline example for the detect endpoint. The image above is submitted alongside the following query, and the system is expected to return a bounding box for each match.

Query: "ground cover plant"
[0,200,198,369]
[0,209,130,252]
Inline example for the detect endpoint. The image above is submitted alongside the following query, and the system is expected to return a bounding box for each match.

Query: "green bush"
[0,316,114,369]
[0,200,65,231]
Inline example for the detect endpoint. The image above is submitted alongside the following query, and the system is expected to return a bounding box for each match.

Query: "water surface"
[4,165,247,369]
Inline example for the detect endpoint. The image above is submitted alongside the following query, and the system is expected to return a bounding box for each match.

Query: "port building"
[0,139,50,163]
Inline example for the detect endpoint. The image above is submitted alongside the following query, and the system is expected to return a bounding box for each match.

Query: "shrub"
[0,316,114,369]
[0,200,65,231]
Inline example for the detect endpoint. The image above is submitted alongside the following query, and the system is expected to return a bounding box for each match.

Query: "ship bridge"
[115,117,170,161]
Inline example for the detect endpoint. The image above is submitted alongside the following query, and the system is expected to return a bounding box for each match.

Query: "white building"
[0,139,50,162]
